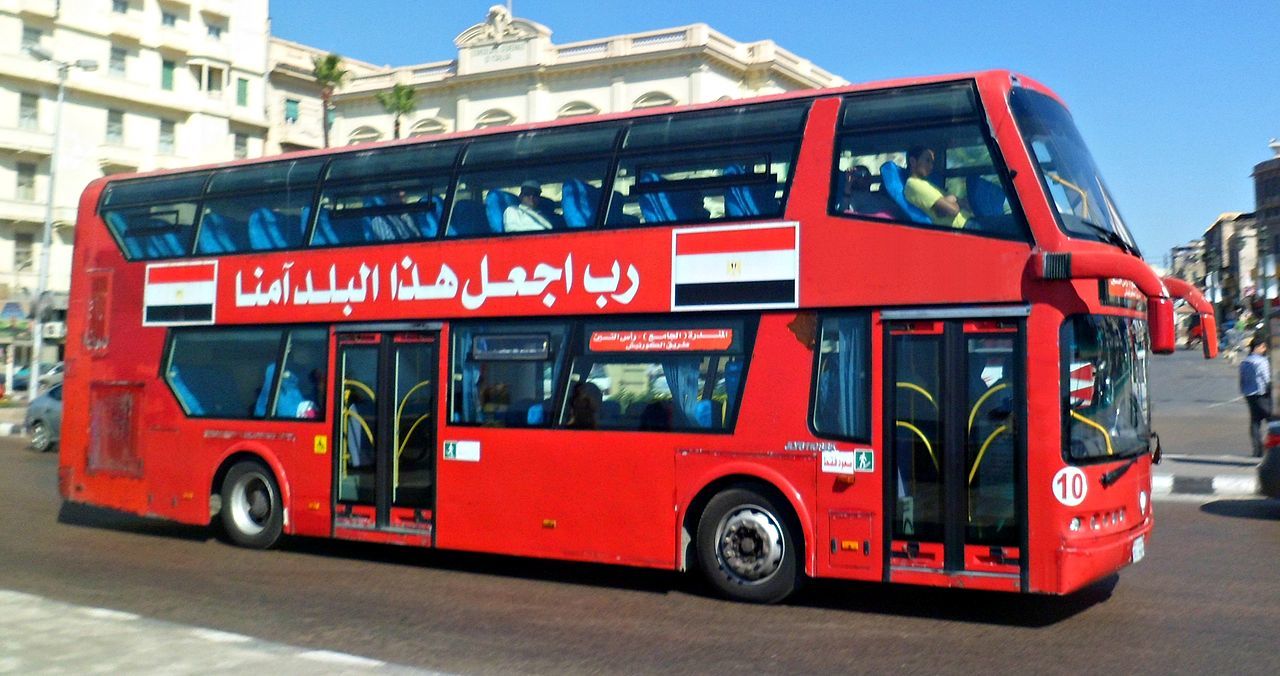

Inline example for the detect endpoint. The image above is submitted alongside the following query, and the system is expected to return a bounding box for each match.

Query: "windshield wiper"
[1071,219,1140,257]
[1100,455,1140,487]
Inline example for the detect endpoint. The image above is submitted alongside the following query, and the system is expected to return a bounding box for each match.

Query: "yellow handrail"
[394,380,432,433]
[968,425,1009,486]
[1070,410,1114,456]
[895,420,939,471]
[343,379,376,403]
[896,382,937,408]
[1047,172,1091,219]
[968,382,1009,434]
[397,415,431,459]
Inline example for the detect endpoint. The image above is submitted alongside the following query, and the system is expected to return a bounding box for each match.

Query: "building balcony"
[97,143,143,172]
[276,122,322,151]
[17,0,59,19]
[201,0,232,19]
[0,198,45,224]
[148,28,190,55]
[0,126,53,156]
[108,14,146,44]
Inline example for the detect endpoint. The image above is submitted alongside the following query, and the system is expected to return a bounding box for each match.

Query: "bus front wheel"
[696,487,800,603]
[220,461,283,549]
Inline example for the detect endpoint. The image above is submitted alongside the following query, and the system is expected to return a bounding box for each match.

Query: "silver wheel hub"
[31,424,46,447]
[229,474,273,536]
[716,505,784,584]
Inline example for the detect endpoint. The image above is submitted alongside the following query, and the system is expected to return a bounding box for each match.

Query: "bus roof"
[84,69,1061,192]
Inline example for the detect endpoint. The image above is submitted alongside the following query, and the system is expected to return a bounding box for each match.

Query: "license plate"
[1131,535,1145,563]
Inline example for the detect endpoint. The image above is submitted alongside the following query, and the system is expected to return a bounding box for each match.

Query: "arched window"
[347,126,382,145]
[556,101,600,118]
[408,118,447,137]
[632,91,677,109]
[473,109,515,129]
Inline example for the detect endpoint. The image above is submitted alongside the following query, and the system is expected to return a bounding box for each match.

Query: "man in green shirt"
[904,146,969,229]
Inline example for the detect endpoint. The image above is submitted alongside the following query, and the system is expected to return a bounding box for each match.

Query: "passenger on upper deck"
[837,165,897,218]
[503,180,555,232]
[905,146,971,229]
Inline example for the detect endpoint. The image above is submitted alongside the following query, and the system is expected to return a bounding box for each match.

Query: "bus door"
[333,330,439,541]
[884,313,1025,584]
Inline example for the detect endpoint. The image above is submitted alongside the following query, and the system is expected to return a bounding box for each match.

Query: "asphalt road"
[1150,347,1251,457]
[2,437,1278,674]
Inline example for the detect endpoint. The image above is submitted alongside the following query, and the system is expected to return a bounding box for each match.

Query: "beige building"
[289,7,844,148]
[0,0,271,361]
[0,3,842,366]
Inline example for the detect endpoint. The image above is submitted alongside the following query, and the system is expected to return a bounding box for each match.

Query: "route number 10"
[1052,467,1087,507]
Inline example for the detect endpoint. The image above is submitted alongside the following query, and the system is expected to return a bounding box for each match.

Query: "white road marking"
[298,650,388,667]
[190,627,254,643]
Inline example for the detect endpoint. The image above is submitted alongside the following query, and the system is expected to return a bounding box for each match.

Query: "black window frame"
[828,80,1031,243]
[807,311,873,444]
[96,98,812,260]
[161,324,330,422]
[446,313,758,434]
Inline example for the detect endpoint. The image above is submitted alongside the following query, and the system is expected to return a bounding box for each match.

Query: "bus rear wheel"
[220,461,283,549]
[696,487,800,603]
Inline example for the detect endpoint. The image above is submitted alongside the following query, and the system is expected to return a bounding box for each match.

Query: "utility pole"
[26,47,97,401]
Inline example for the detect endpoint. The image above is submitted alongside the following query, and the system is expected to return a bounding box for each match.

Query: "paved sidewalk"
[0,404,24,436]
[1153,453,1261,499]
[0,589,433,675]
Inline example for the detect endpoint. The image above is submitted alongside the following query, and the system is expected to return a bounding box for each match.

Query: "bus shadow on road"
[56,502,213,542]
[277,536,1113,624]
[792,576,1117,627]
[279,536,685,596]
[1200,498,1280,521]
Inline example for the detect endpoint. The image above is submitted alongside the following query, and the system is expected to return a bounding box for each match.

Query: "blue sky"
[269,0,1280,265]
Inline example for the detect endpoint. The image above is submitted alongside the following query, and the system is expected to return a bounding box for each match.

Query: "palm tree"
[376,84,417,140]
[311,53,348,148]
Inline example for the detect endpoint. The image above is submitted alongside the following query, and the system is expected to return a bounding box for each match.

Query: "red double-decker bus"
[60,70,1215,603]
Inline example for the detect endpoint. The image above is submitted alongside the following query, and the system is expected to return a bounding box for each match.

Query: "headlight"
[1139,490,1149,515]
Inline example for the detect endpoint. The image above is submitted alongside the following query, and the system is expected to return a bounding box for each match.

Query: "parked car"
[1261,421,1280,499]
[24,383,62,453]
[11,362,58,392]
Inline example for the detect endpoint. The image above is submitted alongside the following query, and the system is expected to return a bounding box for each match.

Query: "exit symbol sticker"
[443,440,481,462]
[854,450,874,472]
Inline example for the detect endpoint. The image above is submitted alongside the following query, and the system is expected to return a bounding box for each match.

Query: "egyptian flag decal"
[1069,360,1095,408]
[143,261,218,326]
[671,222,798,310]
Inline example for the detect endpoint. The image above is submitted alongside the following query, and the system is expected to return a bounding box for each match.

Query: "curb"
[0,422,23,436]
[1152,473,1258,499]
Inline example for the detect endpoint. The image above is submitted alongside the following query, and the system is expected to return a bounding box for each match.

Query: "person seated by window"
[568,381,602,429]
[639,399,675,431]
[837,165,897,218]
[503,180,554,232]
[905,146,971,229]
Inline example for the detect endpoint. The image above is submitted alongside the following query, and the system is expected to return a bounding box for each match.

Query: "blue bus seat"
[879,161,932,224]
[197,212,236,253]
[485,190,519,232]
[966,175,1006,218]
[724,164,779,218]
[562,179,598,228]
[166,366,204,416]
[414,195,443,238]
[638,171,706,224]
[447,200,488,236]
[248,208,287,250]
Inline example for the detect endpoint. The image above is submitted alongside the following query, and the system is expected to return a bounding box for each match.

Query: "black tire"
[29,420,52,453]
[696,486,801,603]
[220,461,283,549]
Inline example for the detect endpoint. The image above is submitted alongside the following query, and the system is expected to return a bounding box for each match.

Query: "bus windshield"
[1063,315,1150,462]
[1010,88,1139,255]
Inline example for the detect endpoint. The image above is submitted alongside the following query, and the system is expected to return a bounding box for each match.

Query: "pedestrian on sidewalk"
[1239,335,1271,457]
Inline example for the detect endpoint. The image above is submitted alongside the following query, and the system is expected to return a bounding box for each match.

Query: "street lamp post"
[25,47,96,401]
